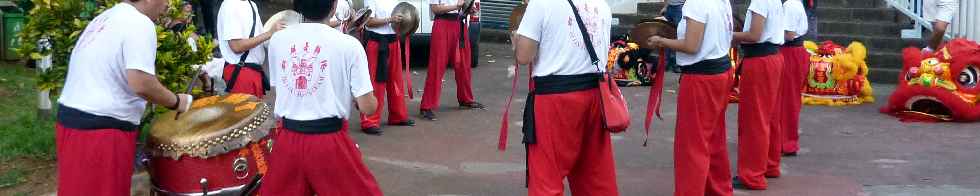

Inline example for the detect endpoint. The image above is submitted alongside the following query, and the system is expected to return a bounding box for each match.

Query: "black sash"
[434,13,460,20]
[281,117,345,134]
[365,31,398,83]
[224,62,271,92]
[521,73,601,144]
[783,36,805,47]
[741,42,780,58]
[57,104,139,131]
[680,55,732,75]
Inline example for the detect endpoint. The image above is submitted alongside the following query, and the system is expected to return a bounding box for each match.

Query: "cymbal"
[630,18,677,50]
[264,10,303,33]
[344,8,373,34]
[392,2,420,37]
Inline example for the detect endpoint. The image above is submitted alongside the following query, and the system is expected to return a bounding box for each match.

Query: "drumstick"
[175,66,204,120]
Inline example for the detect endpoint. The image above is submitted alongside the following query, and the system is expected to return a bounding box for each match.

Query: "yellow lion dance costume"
[801,41,874,106]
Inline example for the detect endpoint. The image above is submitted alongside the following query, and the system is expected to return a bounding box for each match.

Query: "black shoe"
[782,152,798,157]
[732,177,766,190]
[421,110,438,121]
[362,127,383,135]
[390,120,416,126]
[460,102,487,110]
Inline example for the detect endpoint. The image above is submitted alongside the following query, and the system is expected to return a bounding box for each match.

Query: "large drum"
[147,94,275,195]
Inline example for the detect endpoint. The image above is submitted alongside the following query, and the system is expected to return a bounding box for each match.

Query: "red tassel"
[499,63,521,151]
[406,33,414,99]
[643,48,668,146]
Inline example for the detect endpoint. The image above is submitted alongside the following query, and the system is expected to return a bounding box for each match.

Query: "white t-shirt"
[924,0,957,23]
[783,0,808,39]
[742,0,785,44]
[432,0,459,14]
[217,0,266,64]
[268,23,374,120]
[515,0,611,77]
[365,0,397,34]
[675,0,734,66]
[331,0,353,30]
[58,3,157,125]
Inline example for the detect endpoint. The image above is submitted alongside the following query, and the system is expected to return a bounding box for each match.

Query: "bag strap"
[239,0,258,64]
[565,0,602,73]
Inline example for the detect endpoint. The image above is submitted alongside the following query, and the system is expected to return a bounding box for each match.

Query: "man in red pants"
[420,0,484,121]
[358,0,415,135]
[648,0,736,195]
[262,0,382,194]
[732,0,785,190]
[511,0,617,195]
[778,0,809,157]
[56,0,193,195]
[217,0,284,98]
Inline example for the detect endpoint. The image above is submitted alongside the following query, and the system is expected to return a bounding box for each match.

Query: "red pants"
[421,18,475,110]
[674,71,734,196]
[360,39,410,129]
[260,122,383,196]
[55,124,138,196]
[223,63,266,99]
[777,46,808,154]
[736,53,784,189]
[527,89,619,196]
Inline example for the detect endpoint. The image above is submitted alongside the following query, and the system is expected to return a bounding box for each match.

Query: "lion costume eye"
[959,65,979,88]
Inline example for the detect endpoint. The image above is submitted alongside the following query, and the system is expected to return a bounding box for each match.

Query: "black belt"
[522,73,601,144]
[741,42,780,58]
[680,55,732,75]
[783,36,805,47]
[224,62,270,93]
[57,104,139,131]
[434,13,460,20]
[365,31,398,83]
[281,117,345,134]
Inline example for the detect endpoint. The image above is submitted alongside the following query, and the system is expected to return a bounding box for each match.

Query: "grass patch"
[0,65,55,160]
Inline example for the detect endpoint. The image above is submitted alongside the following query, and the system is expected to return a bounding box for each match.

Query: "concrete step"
[867,51,904,70]
[869,67,902,84]
[817,7,910,23]
[819,21,908,37]
[820,0,890,9]
[819,34,910,55]
[636,2,665,15]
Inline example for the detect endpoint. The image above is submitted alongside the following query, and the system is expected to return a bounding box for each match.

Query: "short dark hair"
[294,0,336,21]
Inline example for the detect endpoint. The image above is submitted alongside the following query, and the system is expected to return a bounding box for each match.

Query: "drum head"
[630,18,677,49]
[148,94,274,159]
[509,3,527,31]
[345,8,373,34]
[264,10,303,33]
[392,2,420,37]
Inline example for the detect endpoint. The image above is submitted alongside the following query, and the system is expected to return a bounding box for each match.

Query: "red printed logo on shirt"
[566,3,605,50]
[279,42,329,97]
[77,16,109,49]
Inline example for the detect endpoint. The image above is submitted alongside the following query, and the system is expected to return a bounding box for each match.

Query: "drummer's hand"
[176,94,194,113]
[648,36,665,48]
[390,15,404,23]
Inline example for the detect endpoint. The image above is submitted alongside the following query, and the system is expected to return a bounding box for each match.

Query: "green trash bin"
[3,11,24,60]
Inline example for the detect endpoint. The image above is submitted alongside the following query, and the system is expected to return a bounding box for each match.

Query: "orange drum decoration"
[881,38,980,122]
[146,93,275,195]
[801,40,875,106]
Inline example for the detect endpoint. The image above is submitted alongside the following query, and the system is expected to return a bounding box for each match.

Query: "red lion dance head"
[881,38,980,122]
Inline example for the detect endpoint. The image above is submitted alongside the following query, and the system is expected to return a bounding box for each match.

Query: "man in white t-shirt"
[421,0,484,121]
[260,0,382,194]
[357,0,414,135]
[731,0,786,190]
[648,0,735,195]
[217,0,284,98]
[923,0,958,51]
[777,0,809,159]
[510,0,618,195]
[56,0,192,195]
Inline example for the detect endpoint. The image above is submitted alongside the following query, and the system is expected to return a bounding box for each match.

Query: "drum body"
[146,94,275,195]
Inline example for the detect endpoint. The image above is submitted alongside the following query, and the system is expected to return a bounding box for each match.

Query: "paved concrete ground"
[337,42,980,196]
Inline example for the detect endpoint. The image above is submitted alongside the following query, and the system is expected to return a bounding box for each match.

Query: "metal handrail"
[885,0,977,41]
